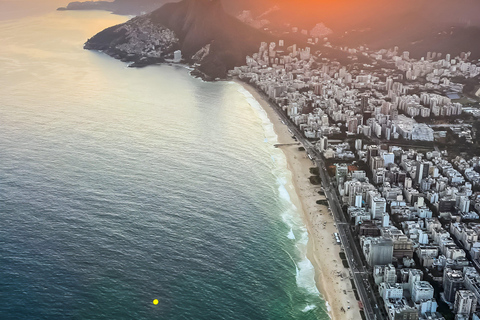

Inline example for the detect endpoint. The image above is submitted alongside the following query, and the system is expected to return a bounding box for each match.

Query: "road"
[265,98,385,320]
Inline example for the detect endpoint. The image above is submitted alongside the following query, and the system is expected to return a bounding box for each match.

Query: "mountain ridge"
[58,0,175,15]
[84,0,273,79]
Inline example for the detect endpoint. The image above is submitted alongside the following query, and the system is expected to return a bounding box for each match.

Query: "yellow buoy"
[153,299,159,305]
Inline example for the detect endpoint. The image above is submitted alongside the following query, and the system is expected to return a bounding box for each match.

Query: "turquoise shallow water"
[0,10,329,320]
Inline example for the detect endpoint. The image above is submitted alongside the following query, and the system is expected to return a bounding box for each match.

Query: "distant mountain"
[225,0,480,59]
[78,0,480,75]
[84,0,273,79]
[59,0,263,16]
[58,0,176,15]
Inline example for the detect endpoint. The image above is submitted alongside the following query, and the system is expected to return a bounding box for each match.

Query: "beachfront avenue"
[265,91,384,320]
[231,37,480,319]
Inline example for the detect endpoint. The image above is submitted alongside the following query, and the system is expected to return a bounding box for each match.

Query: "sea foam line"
[235,83,323,299]
[302,304,317,313]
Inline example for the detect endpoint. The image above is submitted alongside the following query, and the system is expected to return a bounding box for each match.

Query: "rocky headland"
[83,0,273,80]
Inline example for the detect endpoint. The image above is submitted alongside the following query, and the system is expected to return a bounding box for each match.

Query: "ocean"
[0,9,329,320]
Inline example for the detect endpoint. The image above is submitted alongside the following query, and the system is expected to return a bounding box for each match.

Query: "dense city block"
[232,40,480,320]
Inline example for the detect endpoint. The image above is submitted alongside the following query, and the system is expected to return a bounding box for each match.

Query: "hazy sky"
[0,0,70,20]
[2,0,480,29]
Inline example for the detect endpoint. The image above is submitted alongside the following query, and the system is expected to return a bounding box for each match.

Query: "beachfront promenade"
[264,92,385,320]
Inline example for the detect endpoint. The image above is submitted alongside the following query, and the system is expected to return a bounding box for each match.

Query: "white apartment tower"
[454,290,477,317]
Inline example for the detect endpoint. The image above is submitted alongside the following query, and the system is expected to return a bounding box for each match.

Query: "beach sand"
[238,81,361,320]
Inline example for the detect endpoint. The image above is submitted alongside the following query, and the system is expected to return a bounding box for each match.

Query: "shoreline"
[236,80,361,320]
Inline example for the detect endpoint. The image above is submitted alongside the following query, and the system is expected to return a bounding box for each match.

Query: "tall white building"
[363,237,393,267]
[458,196,471,213]
[173,50,182,63]
[383,152,395,167]
[379,282,403,300]
[384,264,396,284]
[318,136,328,151]
[454,290,477,317]
[355,194,363,208]
[412,281,434,303]
[416,161,431,185]
[355,139,363,151]
[371,197,387,219]
[382,212,390,227]
[415,299,437,314]
[408,269,423,294]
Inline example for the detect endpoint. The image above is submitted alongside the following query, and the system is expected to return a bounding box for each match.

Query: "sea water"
[0,9,330,320]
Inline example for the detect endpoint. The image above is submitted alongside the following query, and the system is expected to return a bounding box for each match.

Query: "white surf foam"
[236,82,324,304]
[325,301,332,313]
[287,228,295,240]
[302,304,317,313]
[296,256,321,295]
[278,183,292,203]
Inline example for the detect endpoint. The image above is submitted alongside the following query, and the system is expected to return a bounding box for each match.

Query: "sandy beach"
[237,80,361,320]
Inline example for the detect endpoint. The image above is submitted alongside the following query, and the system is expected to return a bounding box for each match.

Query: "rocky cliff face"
[84,0,272,79]
[84,16,179,67]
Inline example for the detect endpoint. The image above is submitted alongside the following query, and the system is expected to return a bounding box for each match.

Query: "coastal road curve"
[265,98,385,320]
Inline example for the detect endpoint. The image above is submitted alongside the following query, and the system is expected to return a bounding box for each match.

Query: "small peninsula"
[83,0,273,80]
